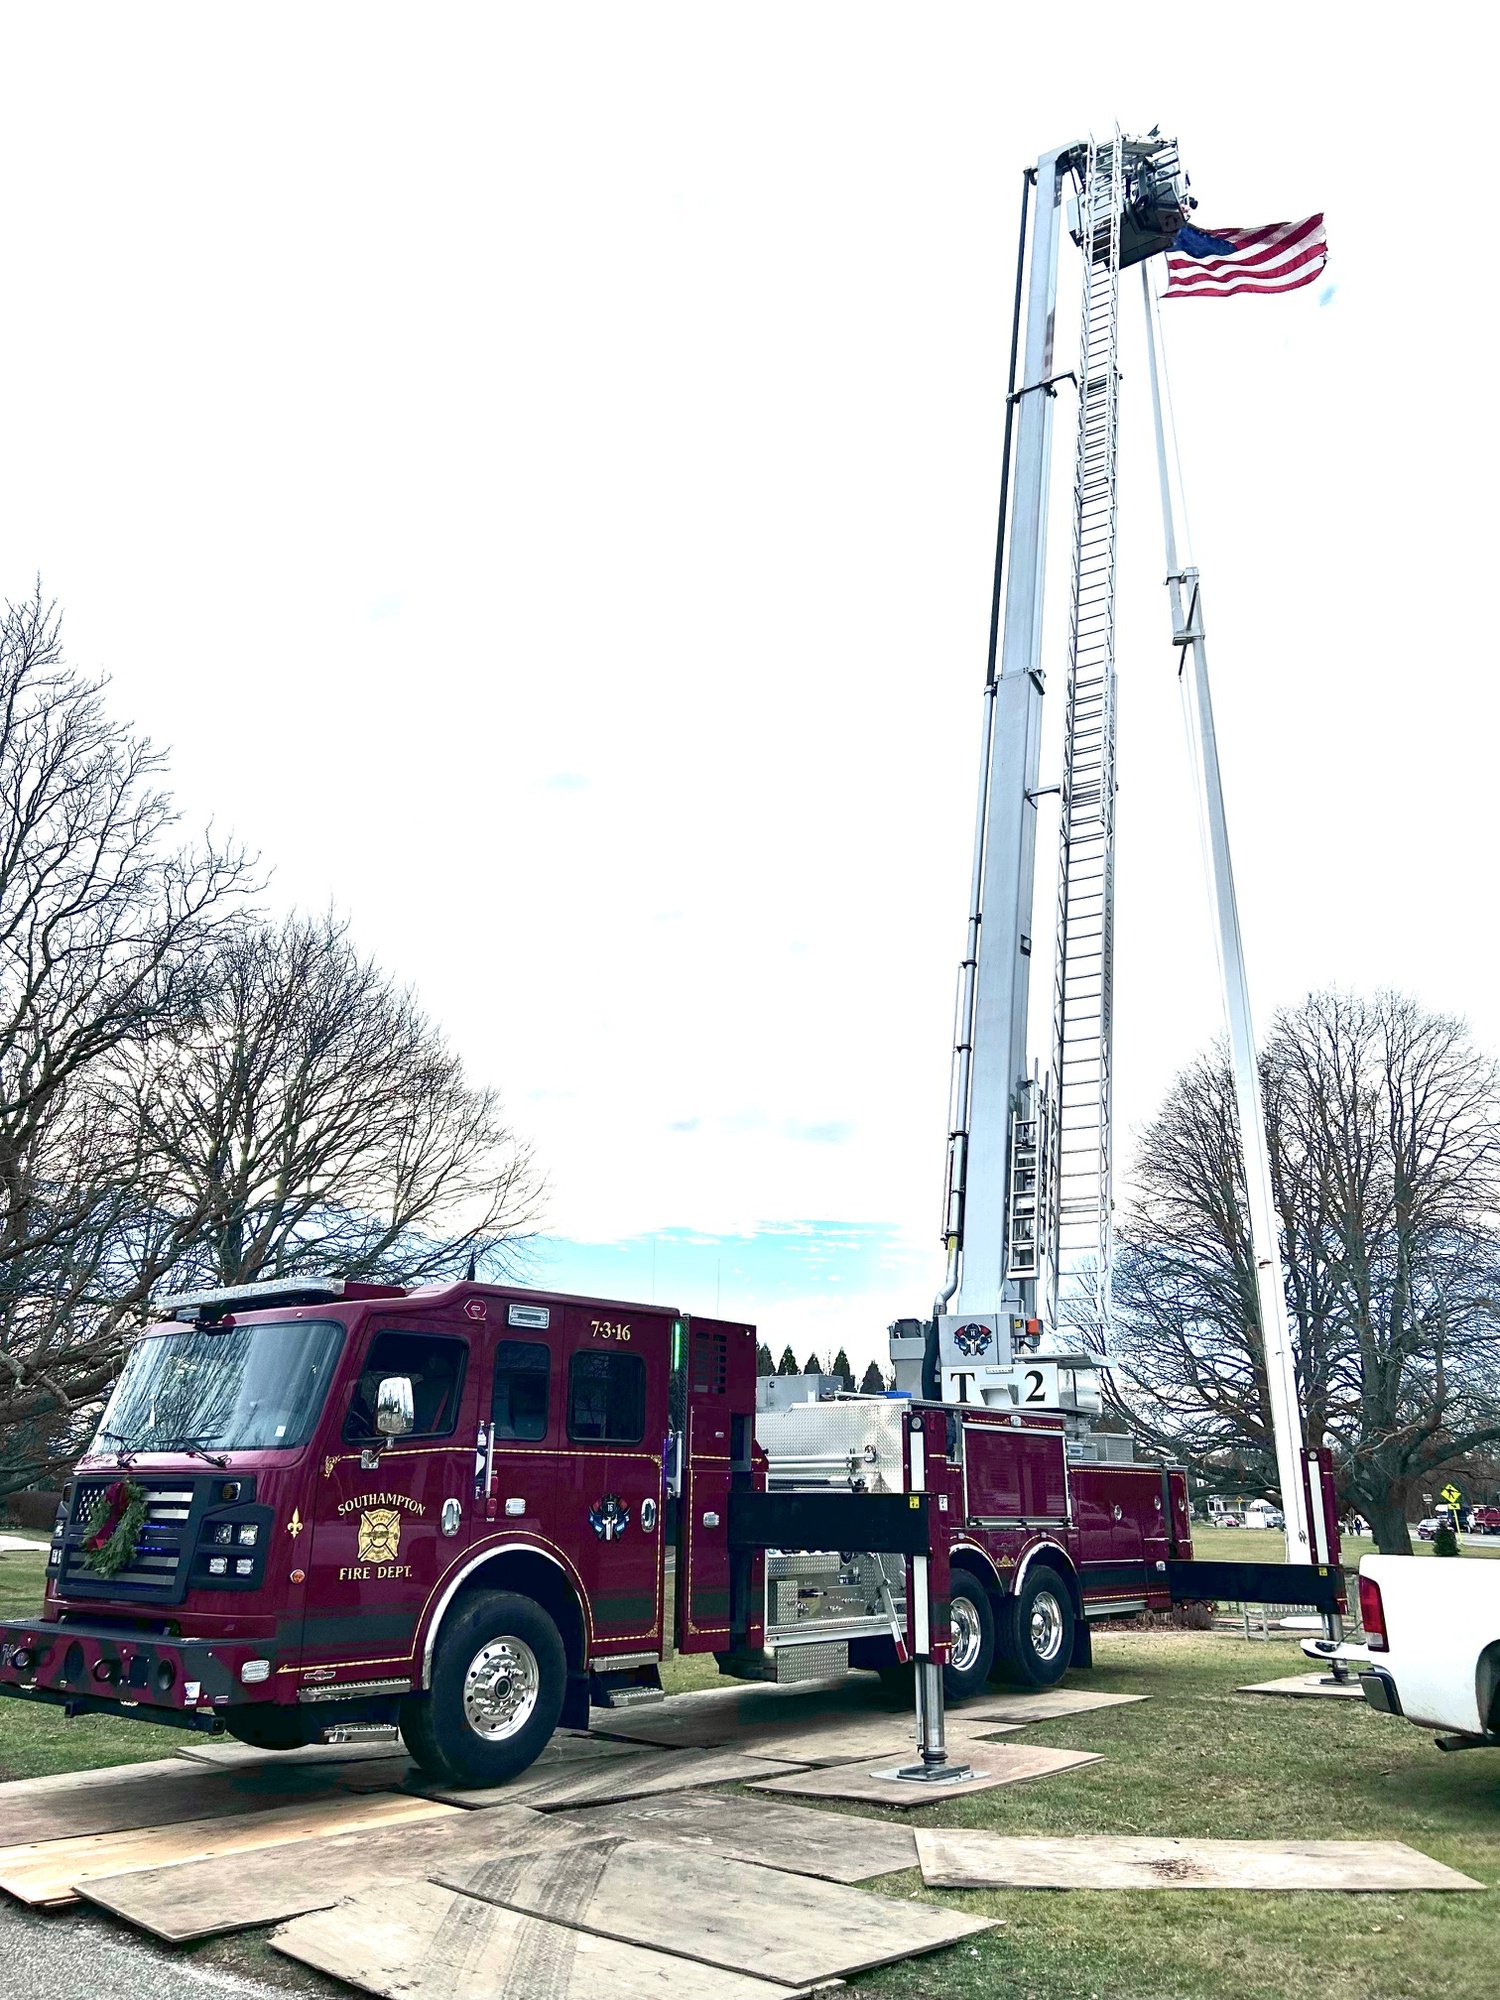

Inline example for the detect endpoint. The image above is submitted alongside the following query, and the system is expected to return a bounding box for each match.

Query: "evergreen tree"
[803,1352,822,1376]
[859,1360,885,1394]
[755,1342,774,1376]
[831,1348,853,1387]
[776,1345,799,1375]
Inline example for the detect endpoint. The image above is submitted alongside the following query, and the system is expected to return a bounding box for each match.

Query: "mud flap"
[1069,1618,1093,1670]
[559,1668,591,1731]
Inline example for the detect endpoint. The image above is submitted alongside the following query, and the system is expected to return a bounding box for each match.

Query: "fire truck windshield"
[90,1318,346,1456]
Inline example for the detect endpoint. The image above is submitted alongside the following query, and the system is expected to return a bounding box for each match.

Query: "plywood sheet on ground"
[0,1791,454,1907]
[0,1754,411,1848]
[176,1734,405,1767]
[272,1878,801,1999]
[751,1740,1101,1808]
[590,1678,898,1750]
[590,1679,1136,1751]
[956,1689,1148,1724]
[0,1757,192,1800]
[341,1734,635,1798]
[426,1746,804,1812]
[915,1830,1485,1892]
[554,1789,918,1882]
[81,1802,589,1941]
[720,1712,1021,1767]
[1238,1673,1366,1699]
[440,1834,994,1984]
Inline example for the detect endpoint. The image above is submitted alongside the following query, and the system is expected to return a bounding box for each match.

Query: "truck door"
[302,1314,476,1685]
[483,1317,558,1552]
[557,1306,667,1659]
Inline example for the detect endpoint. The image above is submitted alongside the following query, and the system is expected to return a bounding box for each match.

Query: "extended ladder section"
[1048,135,1124,1331]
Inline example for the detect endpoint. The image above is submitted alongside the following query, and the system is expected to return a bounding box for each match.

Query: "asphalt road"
[3,1895,342,2000]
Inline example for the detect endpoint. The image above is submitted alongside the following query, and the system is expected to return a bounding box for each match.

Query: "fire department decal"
[589,1493,631,1542]
[357,1507,403,1564]
[952,1322,993,1358]
[334,1490,425,1582]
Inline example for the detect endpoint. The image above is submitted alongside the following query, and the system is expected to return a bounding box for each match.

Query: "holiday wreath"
[80,1478,148,1577]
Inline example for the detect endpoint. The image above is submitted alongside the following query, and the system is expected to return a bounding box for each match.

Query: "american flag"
[1163,215,1327,300]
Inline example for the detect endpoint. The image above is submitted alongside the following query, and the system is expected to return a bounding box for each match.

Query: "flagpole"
[1139,264,1318,1582]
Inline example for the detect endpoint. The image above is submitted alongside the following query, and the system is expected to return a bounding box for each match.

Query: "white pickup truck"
[1307,1556,1500,1751]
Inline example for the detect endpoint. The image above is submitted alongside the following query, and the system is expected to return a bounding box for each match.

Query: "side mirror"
[375,1375,415,1437]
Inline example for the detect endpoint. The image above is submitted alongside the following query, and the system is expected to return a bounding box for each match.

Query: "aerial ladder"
[910,130,1332,1590]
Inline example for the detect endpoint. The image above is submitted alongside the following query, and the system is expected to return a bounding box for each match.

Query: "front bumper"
[0,1614,282,1724]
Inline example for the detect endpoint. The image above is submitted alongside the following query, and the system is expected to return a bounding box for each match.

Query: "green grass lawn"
[1191,1524,1500,1563]
[5,1545,1498,1999]
[838,1634,1500,2000]
[666,1555,1500,2000]
[0,1548,176,1780]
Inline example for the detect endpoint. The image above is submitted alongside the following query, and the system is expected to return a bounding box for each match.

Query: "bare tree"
[0,588,249,1492]
[133,911,543,1291]
[1112,993,1500,1552]
[0,590,543,1499]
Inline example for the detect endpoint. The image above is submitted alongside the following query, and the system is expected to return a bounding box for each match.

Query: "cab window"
[344,1330,468,1440]
[568,1350,645,1444]
[492,1340,550,1441]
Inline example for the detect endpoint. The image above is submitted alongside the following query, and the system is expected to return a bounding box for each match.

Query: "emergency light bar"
[159,1275,392,1323]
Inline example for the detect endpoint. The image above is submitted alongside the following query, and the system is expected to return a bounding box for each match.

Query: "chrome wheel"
[1029,1589,1065,1664]
[462,1635,540,1741]
[950,1594,984,1674]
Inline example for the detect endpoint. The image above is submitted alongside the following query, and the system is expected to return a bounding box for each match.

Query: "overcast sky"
[1,8,1491,1372]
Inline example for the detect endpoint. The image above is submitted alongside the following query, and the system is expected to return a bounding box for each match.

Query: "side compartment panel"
[675,1318,760,1654]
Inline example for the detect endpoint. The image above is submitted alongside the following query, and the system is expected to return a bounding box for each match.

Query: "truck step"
[589,1665,664,1710]
[320,1722,402,1746]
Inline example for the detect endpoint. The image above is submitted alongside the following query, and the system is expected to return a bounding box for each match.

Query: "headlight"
[236,1524,258,1546]
[210,1523,233,1546]
[208,1556,228,1575]
[235,1558,254,1576]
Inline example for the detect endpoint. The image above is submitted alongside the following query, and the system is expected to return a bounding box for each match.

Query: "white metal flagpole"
[1139,264,1314,1570]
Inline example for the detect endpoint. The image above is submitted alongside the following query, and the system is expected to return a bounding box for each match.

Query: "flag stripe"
[1167,246,1327,296]
[1207,216,1325,271]
[1168,240,1328,292]
[1164,213,1327,300]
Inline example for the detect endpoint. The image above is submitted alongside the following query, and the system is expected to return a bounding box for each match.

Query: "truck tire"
[874,1573,996,1702]
[994,1565,1074,1689]
[944,1572,996,1699]
[401,1589,566,1788]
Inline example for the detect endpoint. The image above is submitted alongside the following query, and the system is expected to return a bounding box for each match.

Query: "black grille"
[60,1479,199,1603]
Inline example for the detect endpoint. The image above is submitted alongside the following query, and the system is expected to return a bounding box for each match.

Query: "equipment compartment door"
[302,1317,475,1685]
[558,1306,667,1658]
[963,1419,1067,1524]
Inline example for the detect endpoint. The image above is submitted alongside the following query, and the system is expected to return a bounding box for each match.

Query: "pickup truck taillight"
[1358,1572,1387,1651]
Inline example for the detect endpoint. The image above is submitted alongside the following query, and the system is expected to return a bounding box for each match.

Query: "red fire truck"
[0,1275,1344,1787]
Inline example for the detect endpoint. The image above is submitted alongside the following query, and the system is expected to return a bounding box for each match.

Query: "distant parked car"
[1217,1513,1244,1528]
[1415,1517,1440,1541]
[1470,1506,1500,1536]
